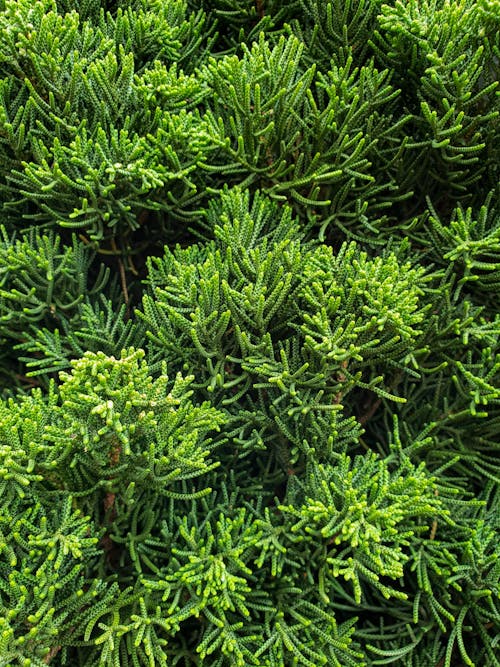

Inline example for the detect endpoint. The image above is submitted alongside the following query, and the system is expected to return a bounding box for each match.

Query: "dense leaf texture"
[0,0,498,665]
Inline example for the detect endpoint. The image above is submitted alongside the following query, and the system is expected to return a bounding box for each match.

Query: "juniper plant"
[0,1,498,665]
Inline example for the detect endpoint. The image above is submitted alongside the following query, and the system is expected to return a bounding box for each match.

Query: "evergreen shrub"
[0,0,498,665]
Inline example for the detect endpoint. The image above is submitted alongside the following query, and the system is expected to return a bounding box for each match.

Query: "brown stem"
[44,645,61,664]
[359,397,382,426]
[333,360,348,404]
[126,249,139,276]
[110,238,129,307]
[256,0,265,18]
[137,210,150,227]
[15,374,39,388]
[101,439,121,567]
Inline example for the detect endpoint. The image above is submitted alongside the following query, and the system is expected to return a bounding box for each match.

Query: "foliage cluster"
[0,0,498,665]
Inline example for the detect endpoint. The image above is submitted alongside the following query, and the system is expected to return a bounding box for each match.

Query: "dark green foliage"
[0,0,499,665]
[0,0,214,240]
[421,188,500,296]
[371,0,499,197]
[0,227,108,336]
[140,188,426,470]
[202,37,412,238]
[289,0,386,70]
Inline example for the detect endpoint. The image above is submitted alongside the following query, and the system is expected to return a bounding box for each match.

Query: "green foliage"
[202,37,412,238]
[289,0,386,70]
[0,226,108,336]
[0,0,499,665]
[372,0,499,196]
[140,188,427,466]
[280,451,449,605]
[423,189,500,295]
[16,294,152,379]
[0,0,214,240]
[0,349,225,665]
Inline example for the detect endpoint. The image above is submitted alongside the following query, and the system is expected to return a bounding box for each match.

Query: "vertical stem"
[111,237,130,318]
